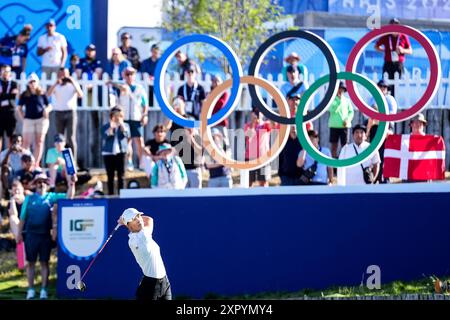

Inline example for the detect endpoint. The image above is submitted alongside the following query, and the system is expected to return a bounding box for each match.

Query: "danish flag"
[383,134,446,181]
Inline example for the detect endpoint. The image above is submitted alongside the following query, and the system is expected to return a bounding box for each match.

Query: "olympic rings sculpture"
[153,25,441,169]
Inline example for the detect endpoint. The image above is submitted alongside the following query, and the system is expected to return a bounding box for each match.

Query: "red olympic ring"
[345,24,441,122]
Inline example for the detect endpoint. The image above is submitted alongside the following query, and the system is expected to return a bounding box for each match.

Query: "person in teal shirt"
[45,133,68,191]
[17,172,76,300]
[328,81,354,158]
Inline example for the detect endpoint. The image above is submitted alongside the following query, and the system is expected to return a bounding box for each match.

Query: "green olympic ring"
[295,72,389,168]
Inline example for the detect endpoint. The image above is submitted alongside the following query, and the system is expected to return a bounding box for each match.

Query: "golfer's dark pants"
[136,275,172,301]
[103,153,126,195]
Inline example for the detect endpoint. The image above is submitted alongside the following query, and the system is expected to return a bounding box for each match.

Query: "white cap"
[27,73,39,84]
[121,208,142,225]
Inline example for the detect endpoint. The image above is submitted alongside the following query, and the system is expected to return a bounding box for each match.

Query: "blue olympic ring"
[154,34,243,128]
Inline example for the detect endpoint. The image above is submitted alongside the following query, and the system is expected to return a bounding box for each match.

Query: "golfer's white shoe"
[26,288,35,300]
[40,288,48,300]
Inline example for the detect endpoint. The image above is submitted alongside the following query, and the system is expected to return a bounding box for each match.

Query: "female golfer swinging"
[119,208,172,300]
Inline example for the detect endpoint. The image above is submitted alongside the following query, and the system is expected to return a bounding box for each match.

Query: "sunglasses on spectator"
[187,70,195,74]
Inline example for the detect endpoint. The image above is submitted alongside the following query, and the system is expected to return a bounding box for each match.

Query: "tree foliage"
[162,0,284,72]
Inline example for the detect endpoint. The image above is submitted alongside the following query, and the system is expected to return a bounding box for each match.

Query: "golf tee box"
[63,148,77,176]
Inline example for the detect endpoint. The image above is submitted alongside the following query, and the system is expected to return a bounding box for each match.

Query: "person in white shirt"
[37,19,68,78]
[337,124,380,186]
[110,67,149,171]
[119,208,171,300]
[47,68,83,164]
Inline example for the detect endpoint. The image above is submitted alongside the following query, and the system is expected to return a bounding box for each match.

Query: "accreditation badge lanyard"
[390,35,400,62]
[183,82,198,115]
[11,44,21,67]
[0,81,12,107]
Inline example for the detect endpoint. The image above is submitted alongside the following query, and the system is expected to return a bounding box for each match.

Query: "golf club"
[76,223,122,291]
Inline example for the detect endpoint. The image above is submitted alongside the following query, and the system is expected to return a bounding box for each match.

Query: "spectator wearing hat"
[111,66,149,171]
[374,18,412,97]
[337,124,380,186]
[205,128,232,188]
[0,24,32,75]
[140,44,161,107]
[47,68,83,164]
[18,74,52,168]
[410,112,427,136]
[281,65,308,100]
[329,81,354,159]
[0,65,19,151]
[245,108,275,187]
[101,107,130,195]
[150,143,187,189]
[76,44,102,80]
[282,52,308,83]
[175,50,201,81]
[177,62,206,120]
[45,134,69,191]
[0,134,33,198]
[297,130,333,185]
[37,19,68,78]
[118,208,172,300]
[16,171,76,300]
[119,32,141,70]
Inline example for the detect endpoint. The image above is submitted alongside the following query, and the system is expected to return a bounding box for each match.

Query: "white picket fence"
[11,69,450,111]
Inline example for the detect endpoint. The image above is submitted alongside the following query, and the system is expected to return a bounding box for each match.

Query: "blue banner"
[57,187,450,299]
[329,0,450,20]
[0,0,93,74]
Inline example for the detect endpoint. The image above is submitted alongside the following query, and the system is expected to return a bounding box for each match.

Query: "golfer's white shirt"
[128,228,166,279]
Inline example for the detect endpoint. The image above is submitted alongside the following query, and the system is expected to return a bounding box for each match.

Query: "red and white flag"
[383,134,446,181]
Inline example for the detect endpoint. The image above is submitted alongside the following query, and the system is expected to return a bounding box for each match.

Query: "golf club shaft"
[80,223,121,281]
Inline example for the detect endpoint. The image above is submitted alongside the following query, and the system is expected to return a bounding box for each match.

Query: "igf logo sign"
[70,219,94,232]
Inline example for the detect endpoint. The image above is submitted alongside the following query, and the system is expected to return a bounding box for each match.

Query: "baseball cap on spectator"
[186,64,197,73]
[389,18,400,24]
[352,124,367,134]
[54,133,65,143]
[124,66,136,75]
[287,92,301,100]
[286,65,298,74]
[86,44,96,51]
[410,112,427,125]
[151,44,159,50]
[284,52,301,63]
[32,173,50,185]
[27,73,39,84]
[156,143,174,155]
[307,130,319,138]
[377,80,388,88]
[121,208,142,225]
[339,81,347,92]
[47,19,56,26]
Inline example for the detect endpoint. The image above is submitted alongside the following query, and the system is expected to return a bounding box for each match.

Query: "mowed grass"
[1,250,447,300]
[0,251,57,300]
